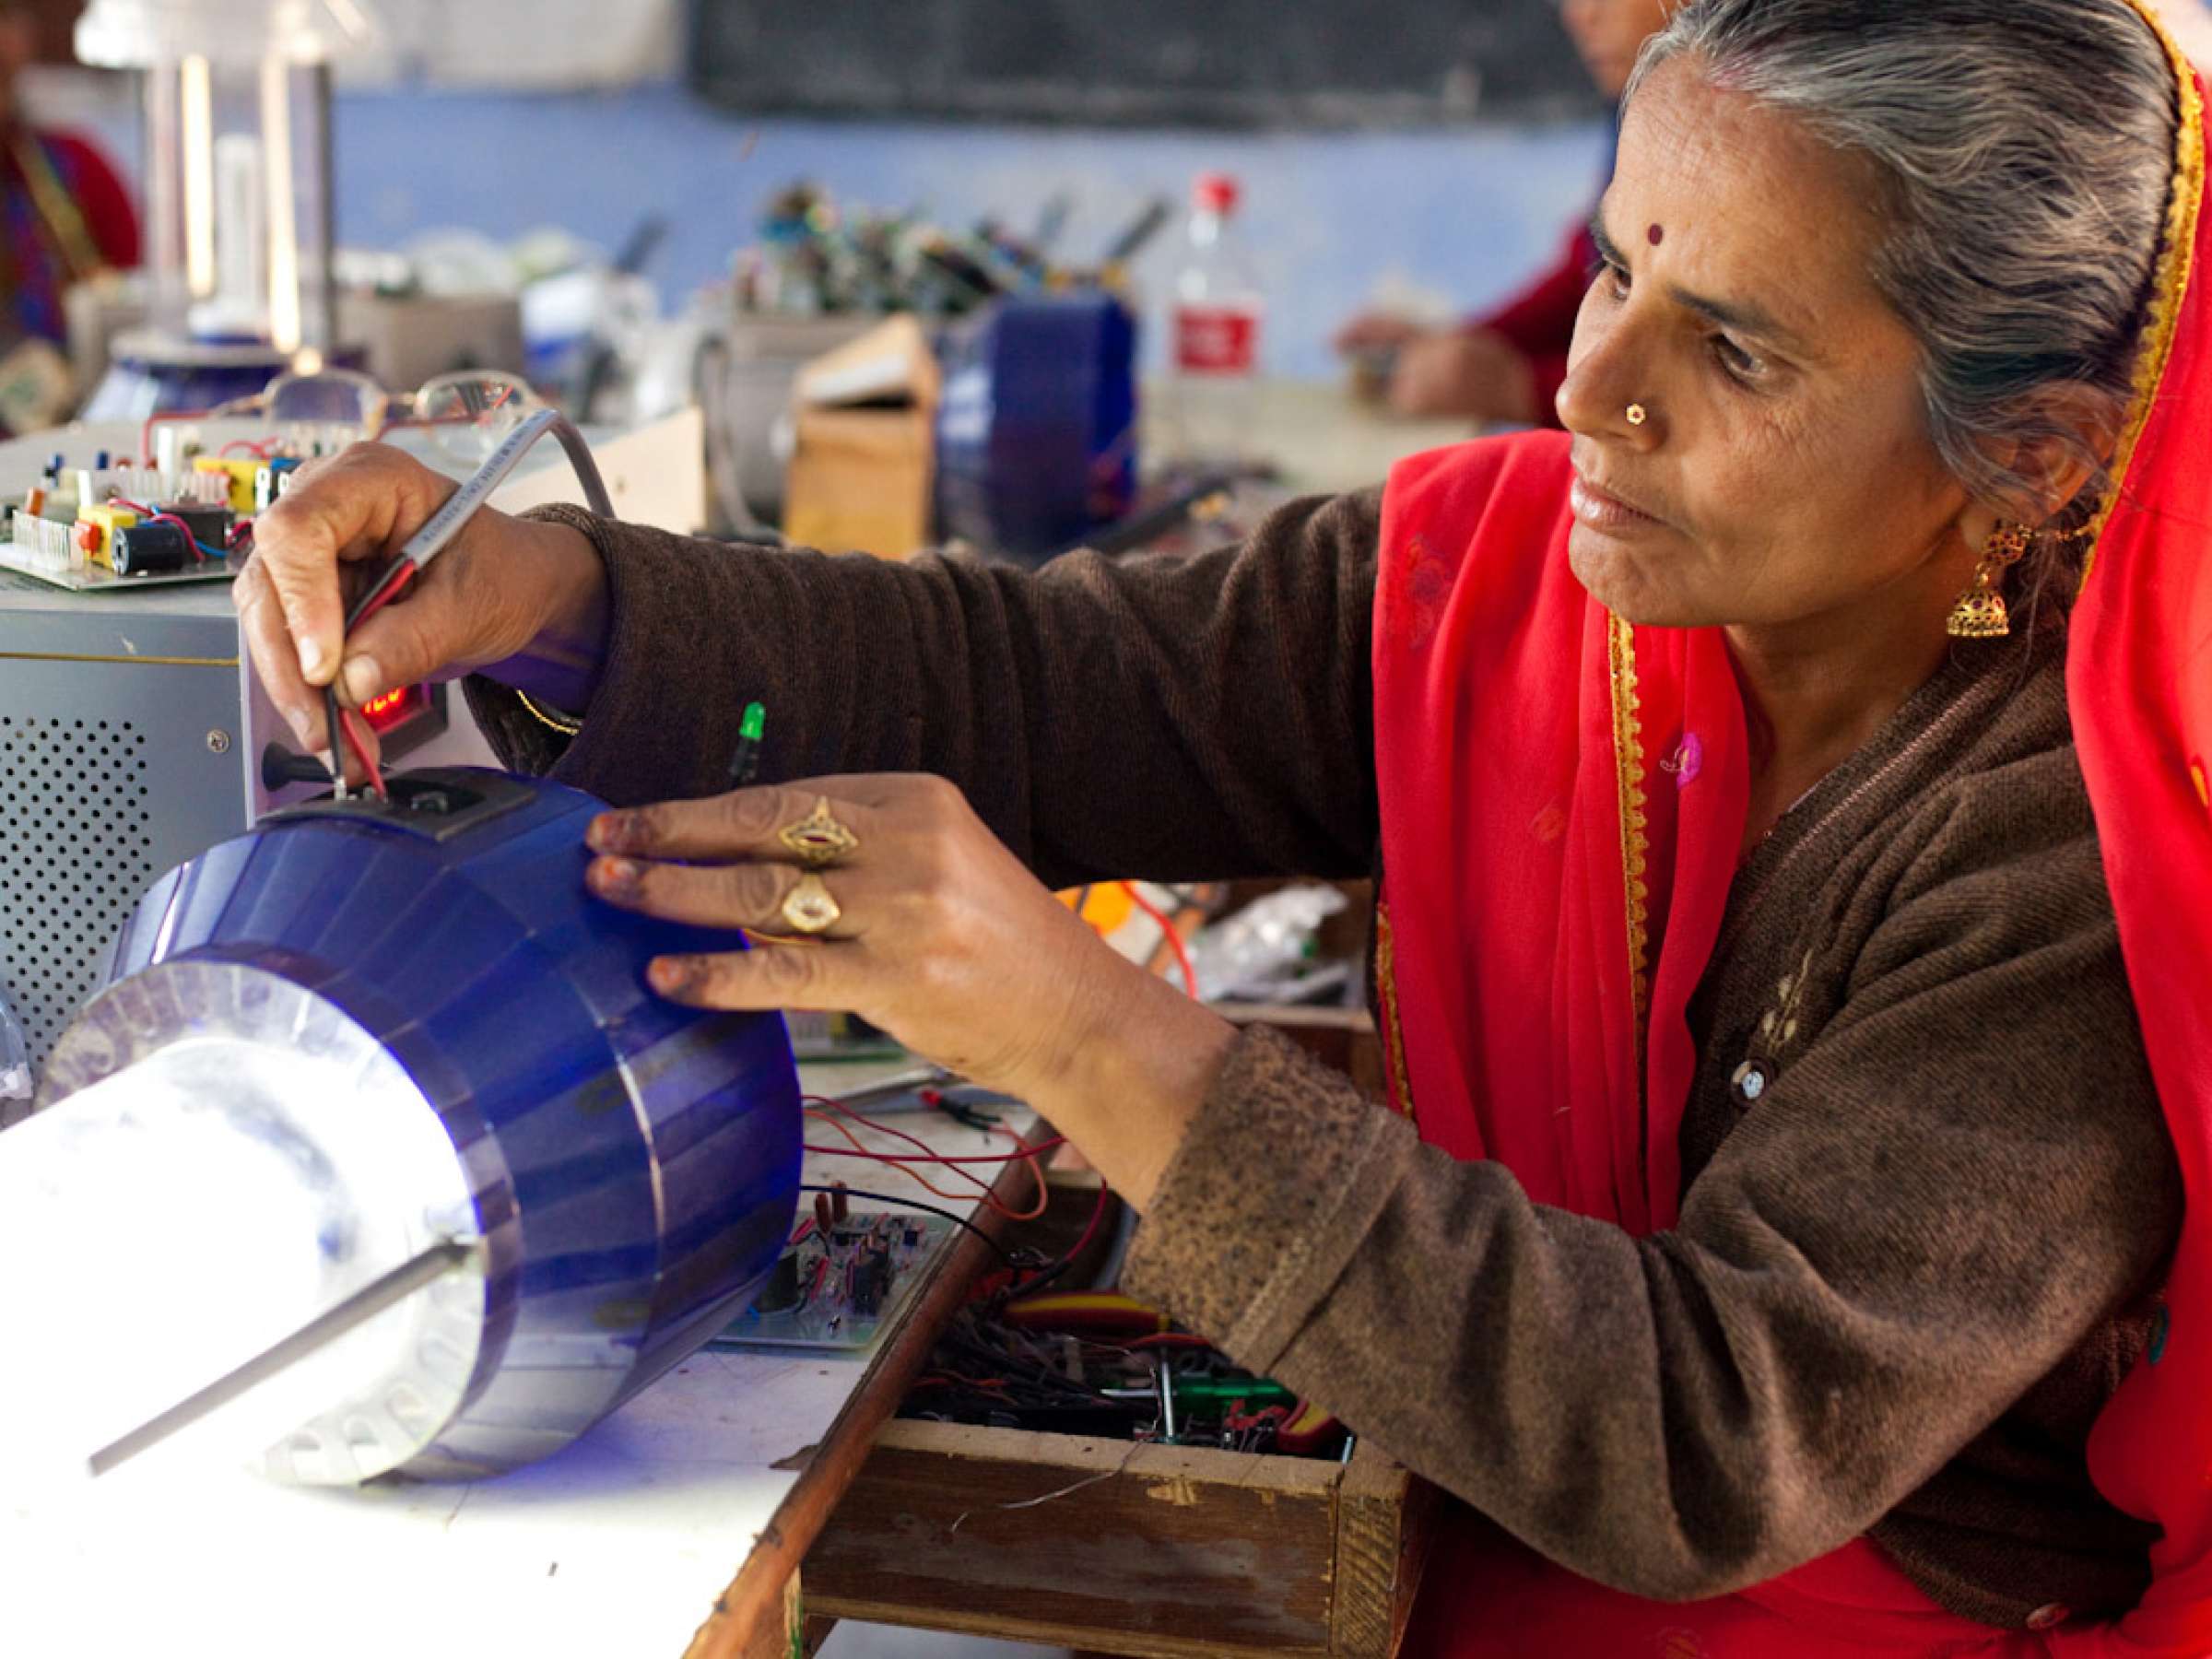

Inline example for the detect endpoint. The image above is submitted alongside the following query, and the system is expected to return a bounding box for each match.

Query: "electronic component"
[111,520,194,576]
[193,455,261,514]
[714,1209,954,1354]
[253,455,301,512]
[73,502,140,570]
[72,467,228,513]
[156,501,231,550]
[901,1290,1346,1459]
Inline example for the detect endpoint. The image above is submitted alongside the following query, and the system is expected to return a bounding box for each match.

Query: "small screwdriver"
[727,700,767,787]
[1100,1377,1295,1407]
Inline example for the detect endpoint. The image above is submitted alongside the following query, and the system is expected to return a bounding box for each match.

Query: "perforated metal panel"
[0,715,158,1065]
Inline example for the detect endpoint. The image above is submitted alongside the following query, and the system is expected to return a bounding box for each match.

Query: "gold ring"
[781,871,842,935]
[778,796,861,867]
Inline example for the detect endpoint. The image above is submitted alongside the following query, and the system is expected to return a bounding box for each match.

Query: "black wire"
[343,557,412,632]
[323,683,347,798]
[798,1183,1018,1267]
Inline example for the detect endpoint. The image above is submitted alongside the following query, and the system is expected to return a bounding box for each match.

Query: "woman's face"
[1558,57,1977,634]
[1559,0,1679,100]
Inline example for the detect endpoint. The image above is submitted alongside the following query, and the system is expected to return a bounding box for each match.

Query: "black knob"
[261,742,334,793]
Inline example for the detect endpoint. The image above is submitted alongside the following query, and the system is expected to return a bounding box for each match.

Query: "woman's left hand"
[583,774,1236,1206]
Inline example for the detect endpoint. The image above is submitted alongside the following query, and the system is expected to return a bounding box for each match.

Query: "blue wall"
[332,83,1613,381]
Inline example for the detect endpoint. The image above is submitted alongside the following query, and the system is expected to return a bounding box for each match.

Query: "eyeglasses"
[215,369,543,465]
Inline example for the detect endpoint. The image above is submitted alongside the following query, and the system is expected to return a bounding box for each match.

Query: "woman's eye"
[1599,261,1631,301]
[1712,335,1764,382]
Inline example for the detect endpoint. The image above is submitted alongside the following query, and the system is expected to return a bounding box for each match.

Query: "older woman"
[238,0,2212,1651]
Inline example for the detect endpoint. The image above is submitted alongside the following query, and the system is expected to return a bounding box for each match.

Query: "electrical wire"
[338,708,387,798]
[1119,880,1200,999]
[806,1107,976,1205]
[109,500,221,563]
[1005,1181,1114,1300]
[981,1113,1052,1223]
[802,1131,1070,1166]
[798,1183,1016,1266]
[324,409,612,801]
[804,1097,1059,1221]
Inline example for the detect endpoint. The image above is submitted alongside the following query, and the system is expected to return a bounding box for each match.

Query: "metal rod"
[1157,1353,1178,1443]
[88,1238,477,1478]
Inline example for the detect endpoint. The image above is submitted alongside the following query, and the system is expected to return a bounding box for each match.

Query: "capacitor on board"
[112,521,194,577]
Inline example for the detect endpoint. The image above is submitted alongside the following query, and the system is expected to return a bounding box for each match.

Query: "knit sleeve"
[465,491,1383,887]
[1124,771,2178,1613]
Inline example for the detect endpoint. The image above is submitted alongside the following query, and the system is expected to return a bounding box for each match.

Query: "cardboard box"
[782,315,940,559]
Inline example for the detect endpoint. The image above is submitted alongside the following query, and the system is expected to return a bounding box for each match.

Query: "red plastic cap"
[1193,172,1241,216]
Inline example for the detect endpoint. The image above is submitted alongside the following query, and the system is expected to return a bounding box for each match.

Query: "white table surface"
[0,1065,1027,1659]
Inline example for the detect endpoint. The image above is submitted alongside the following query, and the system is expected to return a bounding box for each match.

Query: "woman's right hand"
[233,441,607,768]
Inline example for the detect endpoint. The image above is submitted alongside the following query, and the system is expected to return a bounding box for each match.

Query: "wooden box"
[806,1421,1436,1658]
[801,991,1430,1659]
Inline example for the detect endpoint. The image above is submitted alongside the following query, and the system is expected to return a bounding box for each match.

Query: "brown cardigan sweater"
[467,495,2180,1631]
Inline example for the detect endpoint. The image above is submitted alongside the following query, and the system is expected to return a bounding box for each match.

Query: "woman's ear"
[1974,383,2127,529]
[2018,384,2128,520]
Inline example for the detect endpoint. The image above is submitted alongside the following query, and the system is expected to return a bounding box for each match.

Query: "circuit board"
[0,541,240,592]
[712,1208,955,1355]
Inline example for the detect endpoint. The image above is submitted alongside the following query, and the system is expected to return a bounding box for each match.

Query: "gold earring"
[1626,403,1649,427]
[1947,522,2034,639]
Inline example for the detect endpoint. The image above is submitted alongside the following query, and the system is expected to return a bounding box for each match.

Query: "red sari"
[1368,11,2212,1654]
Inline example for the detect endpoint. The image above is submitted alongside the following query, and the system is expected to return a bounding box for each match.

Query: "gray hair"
[1630,0,2178,596]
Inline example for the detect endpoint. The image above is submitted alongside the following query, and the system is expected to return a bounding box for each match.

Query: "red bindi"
[1647,223,1665,246]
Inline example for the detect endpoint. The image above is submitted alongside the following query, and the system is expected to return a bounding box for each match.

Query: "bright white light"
[179,56,215,299]
[0,970,482,1492]
[260,58,301,356]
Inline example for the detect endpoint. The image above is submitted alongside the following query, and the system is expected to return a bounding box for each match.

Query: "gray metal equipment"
[0,573,489,1077]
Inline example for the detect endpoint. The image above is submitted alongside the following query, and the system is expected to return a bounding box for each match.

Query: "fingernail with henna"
[590,857,641,898]
[648,959,692,995]
[589,812,644,853]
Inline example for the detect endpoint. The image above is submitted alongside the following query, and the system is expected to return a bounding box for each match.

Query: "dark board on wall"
[688,1,1600,129]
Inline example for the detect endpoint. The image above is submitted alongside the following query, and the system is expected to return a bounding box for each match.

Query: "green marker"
[729,701,767,787]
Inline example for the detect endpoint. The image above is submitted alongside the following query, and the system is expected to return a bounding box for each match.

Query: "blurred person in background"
[0,0,135,429]
[1335,0,1676,426]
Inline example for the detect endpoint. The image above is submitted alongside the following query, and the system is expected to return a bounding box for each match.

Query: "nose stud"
[1626,403,1649,427]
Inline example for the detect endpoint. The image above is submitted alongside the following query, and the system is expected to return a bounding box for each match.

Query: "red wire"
[220,438,275,458]
[805,1095,956,1163]
[108,500,213,564]
[800,1142,1065,1166]
[1119,881,1200,998]
[337,708,388,799]
[804,1095,1052,1222]
[349,559,418,630]
[805,1108,977,1205]
[984,1115,1051,1223]
[139,408,209,468]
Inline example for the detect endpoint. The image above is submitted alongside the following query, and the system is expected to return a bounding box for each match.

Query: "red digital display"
[360,683,431,734]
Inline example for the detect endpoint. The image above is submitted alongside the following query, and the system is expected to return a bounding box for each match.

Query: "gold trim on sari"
[2082,0,2205,585]
[1371,901,1420,1124]
[1608,610,1653,1072]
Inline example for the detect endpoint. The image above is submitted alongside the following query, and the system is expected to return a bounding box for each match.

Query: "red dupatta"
[1370,6,2212,1653]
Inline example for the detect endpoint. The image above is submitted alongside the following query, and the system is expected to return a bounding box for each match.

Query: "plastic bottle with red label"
[1163,171,1264,468]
